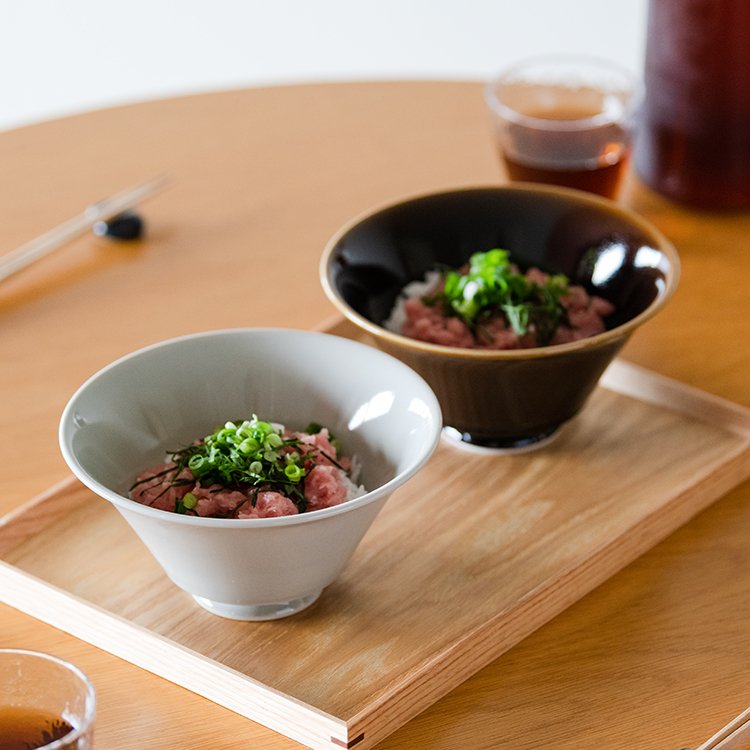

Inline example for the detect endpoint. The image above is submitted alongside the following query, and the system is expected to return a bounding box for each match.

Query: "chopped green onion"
[266,433,283,449]
[161,415,347,512]
[429,249,571,345]
[238,438,259,454]
[285,464,304,482]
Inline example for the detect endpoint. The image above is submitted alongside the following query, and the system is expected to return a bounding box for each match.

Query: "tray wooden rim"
[2,318,750,750]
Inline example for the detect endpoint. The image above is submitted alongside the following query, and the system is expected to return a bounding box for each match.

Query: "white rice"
[341,468,367,501]
[383,270,442,334]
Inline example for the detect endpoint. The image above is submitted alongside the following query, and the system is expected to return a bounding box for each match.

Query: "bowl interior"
[324,185,677,338]
[60,329,441,513]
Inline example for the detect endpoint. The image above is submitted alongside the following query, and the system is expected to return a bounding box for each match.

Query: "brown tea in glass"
[486,55,638,200]
[0,650,95,750]
[0,706,74,750]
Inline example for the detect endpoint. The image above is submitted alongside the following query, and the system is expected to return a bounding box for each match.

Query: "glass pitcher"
[635,0,750,209]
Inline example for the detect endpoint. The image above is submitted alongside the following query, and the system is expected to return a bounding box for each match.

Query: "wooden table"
[1,81,749,749]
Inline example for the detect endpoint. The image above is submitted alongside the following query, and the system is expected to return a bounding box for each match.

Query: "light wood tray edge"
[602,360,750,437]
[346,431,750,744]
[2,315,750,750]
[6,443,750,750]
[0,475,83,556]
[0,558,351,750]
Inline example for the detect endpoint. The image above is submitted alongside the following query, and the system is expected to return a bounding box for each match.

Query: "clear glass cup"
[0,649,96,749]
[485,54,640,199]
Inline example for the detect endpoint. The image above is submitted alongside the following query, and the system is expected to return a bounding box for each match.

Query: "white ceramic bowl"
[59,328,442,620]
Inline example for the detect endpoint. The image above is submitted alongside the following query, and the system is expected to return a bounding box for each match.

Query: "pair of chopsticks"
[695,706,750,749]
[0,176,168,284]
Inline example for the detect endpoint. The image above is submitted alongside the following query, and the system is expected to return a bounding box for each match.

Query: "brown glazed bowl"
[320,185,679,449]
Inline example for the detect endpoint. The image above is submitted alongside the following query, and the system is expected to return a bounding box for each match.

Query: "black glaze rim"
[321,183,680,361]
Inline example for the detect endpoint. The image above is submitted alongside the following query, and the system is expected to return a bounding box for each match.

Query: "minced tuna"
[384,250,615,349]
[130,418,364,518]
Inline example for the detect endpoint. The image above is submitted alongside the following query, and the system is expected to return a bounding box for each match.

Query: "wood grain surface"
[3,359,749,748]
[1,81,750,749]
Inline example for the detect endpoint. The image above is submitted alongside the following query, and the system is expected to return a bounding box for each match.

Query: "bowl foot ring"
[441,425,561,455]
[193,590,322,620]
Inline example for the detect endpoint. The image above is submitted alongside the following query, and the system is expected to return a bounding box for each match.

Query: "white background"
[0,0,648,132]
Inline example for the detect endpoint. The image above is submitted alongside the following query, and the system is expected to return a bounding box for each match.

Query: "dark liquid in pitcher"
[0,707,74,750]
[636,0,750,208]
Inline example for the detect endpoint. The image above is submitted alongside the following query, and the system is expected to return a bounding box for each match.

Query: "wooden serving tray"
[2,319,750,750]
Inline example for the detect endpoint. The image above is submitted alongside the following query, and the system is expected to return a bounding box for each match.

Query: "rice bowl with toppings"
[321,184,680,448]
[59,328,442,620]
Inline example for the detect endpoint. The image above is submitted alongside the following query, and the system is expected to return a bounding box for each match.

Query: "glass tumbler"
[0,649,96,749]
[485,54,640,199]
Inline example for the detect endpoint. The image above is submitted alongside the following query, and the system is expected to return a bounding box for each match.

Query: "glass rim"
[484,53,642,131]
[0,648,96,749]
